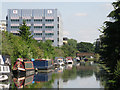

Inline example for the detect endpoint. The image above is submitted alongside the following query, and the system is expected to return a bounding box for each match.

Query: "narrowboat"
[55,57,64,66]
[12,58,34,76]
[0,55,11,81]
[33,59,53,71]
[0,83,10,89]
[76,57,80,62]
[0,55,10,74]
[65,57,73,64]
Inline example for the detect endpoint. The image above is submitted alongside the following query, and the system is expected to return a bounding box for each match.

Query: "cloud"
[75,13,88,17]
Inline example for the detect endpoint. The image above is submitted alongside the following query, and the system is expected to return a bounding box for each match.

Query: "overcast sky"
[0,0,116,43]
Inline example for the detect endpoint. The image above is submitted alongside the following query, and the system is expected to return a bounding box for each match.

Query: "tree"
[19,20,32,41]
[100,0,120,71]
[61,39,77,57]
[99,0,120,88]
[77,42,95,53]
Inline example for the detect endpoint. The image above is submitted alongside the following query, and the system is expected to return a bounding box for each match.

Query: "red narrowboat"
[12,58,34,76]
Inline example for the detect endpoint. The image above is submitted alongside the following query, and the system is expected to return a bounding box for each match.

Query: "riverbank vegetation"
[98,0,120,89]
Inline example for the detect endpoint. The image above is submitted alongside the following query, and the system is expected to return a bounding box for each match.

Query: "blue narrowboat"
[33,59,53,70]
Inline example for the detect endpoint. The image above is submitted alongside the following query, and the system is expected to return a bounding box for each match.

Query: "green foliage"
[99,0,120,72]
[38,40,55,59]
[2,31,43,65]
[114,60,120,78]
[19,20,32,41]
[77,42,95,53]
[99,0,120,89]
[61,39,77,57]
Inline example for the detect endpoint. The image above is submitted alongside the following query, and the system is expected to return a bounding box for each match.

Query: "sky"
[0,0,116,43]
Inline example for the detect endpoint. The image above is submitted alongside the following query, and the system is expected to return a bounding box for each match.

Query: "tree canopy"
[99,0,120,88]
[77,42,95,53]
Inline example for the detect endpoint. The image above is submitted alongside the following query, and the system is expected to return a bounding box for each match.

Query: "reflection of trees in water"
[94,66,114,89]
[76,66,94,78]
[62,66,77,80]
[62,65,95,81]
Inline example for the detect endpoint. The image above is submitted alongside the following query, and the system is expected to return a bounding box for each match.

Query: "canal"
[11,62,106,88]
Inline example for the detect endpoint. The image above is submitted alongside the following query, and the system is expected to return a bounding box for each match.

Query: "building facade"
[6,9,63,46]
[0,20,6,31]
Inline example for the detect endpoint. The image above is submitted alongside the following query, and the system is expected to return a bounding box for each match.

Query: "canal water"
[11,62,105,88]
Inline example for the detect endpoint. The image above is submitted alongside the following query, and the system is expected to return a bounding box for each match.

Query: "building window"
[57,17,59,22]
[11,19,19,22]
[34,26,42,28]
[57,24,59,28]
[45,33,54,35]
[34,33,42,35]
[25,19,31,22]
[45,19,54,22]
[11,26,19,28]
[57,38,59,42]
[45,26,54,28]
[52,40,54,42]
[34,19,42,21]
[13,33,19,35]
[57,31,59,35]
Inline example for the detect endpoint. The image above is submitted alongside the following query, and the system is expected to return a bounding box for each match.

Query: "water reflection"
[12,63,104,88]
[13,75,34,88]
[34,72,52,83]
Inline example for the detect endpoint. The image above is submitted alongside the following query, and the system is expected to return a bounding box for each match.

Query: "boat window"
[6,66,8,71]
[20,64,24,68]
[25,63,33,69]
[3,66,6,71]
[68,62,72,64]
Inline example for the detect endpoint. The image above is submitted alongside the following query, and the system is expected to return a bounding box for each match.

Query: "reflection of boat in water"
[65,64,73,70]
[54,66,64,73]
[0,83,10,89]
[0,75,8,81]
[33,72,52,83]
[12,58,34,76]
[13,75,34,88]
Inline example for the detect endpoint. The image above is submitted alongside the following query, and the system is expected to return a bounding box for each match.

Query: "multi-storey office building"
[6,9,63,46]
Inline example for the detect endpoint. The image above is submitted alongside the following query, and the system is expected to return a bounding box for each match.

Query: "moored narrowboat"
[12,58,34,76]
[65,57,73,64]
[33,59,53,71]
[55,57,64,66]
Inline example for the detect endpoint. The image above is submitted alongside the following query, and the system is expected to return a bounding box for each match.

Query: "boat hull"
[13,69,34,77]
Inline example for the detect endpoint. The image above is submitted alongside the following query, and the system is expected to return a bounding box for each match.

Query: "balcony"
[45,37,54,40]
[34,37,42,40]
[11,24,19,26]
[33,31,42,33]
[10,17,19,19]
